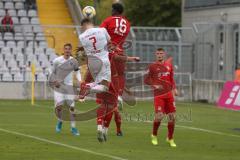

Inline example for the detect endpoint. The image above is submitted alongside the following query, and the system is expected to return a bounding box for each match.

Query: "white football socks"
[70,121,76,128]
[97,125,103,131]
[103,127,108,134]
[90,84,108,93]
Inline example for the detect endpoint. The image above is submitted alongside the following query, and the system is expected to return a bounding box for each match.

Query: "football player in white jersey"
[78,18,111,99]
[51,43,81,136]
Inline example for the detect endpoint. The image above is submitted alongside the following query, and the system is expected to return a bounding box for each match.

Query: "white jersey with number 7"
[79,27,111,62]
[79,27,111,83]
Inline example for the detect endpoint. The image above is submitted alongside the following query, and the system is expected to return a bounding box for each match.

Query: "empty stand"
[0,0,58,82]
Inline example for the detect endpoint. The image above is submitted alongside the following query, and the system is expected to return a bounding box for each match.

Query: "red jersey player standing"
[144,48,178,147]
[100,3,131,136]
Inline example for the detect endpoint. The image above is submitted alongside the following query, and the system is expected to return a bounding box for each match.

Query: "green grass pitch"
[0,100,239,160]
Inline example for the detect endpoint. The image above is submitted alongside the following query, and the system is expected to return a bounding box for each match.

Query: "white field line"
[141,120,240,138]
[174,124,240,138]
[0,128,128,160]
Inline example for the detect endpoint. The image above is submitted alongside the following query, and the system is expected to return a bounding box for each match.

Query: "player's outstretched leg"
[166,113,176,147]
[79,81,109,100]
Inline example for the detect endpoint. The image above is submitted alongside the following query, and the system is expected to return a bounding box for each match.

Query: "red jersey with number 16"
[100,16,130,50]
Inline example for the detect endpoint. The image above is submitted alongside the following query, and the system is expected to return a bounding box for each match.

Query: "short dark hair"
[112,3,124,14]
[157,48,165,52]
[81,18,92,25]
[64,43,72,48]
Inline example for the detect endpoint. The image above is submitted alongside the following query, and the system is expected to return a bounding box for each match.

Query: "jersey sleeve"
[50,58,58,74]
[75,69,82,82]
[102,28,111,42]
[78,35,84,46]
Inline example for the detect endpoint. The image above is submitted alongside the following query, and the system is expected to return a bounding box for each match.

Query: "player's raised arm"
[113,54,140,62]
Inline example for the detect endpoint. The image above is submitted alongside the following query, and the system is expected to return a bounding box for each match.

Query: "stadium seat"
[17,41,24,48]
[45,48,55,55]
[14,72,23,81]
[2,72,13,81]
[12,47,23,54]
[41,61,50,68]
[26,47,33,54]
[15,2,24,9]
[23,25,32,33]
[0,56,4,67]
[25,32,34,40]
[36,72,47,82]
[24,67,31,81]
[35,47,44,55]
[0,2,3,9]
[4,53,14,61]
[35,33,45,41]
[0,9,5,16]
[49,53,58,61]
[27,53,35,62]
[20,17,29,24]
[16,59,24,67]
[27,41,38,48]
[4,2,14,9]
[0,62,8,71]
[0,41,5,47]
[7,59,17,68]
[1,47,11,54]
[2,0,15,2]
[13,0,25,2]
[6,41,16,47]
[39,41,47,48]
[3,32,14,40]
[14,32,24,40]
[11,67,20,74]
[31,17,39,24]
[33,26,43,33]
[18,9,27,17]
[15,52,24,61]
[38,53,48,61]
[14,26,22,33]
[12,17,19,24]
[28,10,37,17]
[8,9,16,16]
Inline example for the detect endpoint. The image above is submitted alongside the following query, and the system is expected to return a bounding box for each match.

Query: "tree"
[123,0,181,27]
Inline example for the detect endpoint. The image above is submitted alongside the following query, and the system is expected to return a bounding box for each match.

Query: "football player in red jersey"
[144,48,179,147]
[99,3,133,136]
[82,49,139,142]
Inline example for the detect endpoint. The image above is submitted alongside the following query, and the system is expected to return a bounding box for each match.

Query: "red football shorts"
[154,96,176,114]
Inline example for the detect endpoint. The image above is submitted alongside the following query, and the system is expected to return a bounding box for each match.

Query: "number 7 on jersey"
[89,36,97,50]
